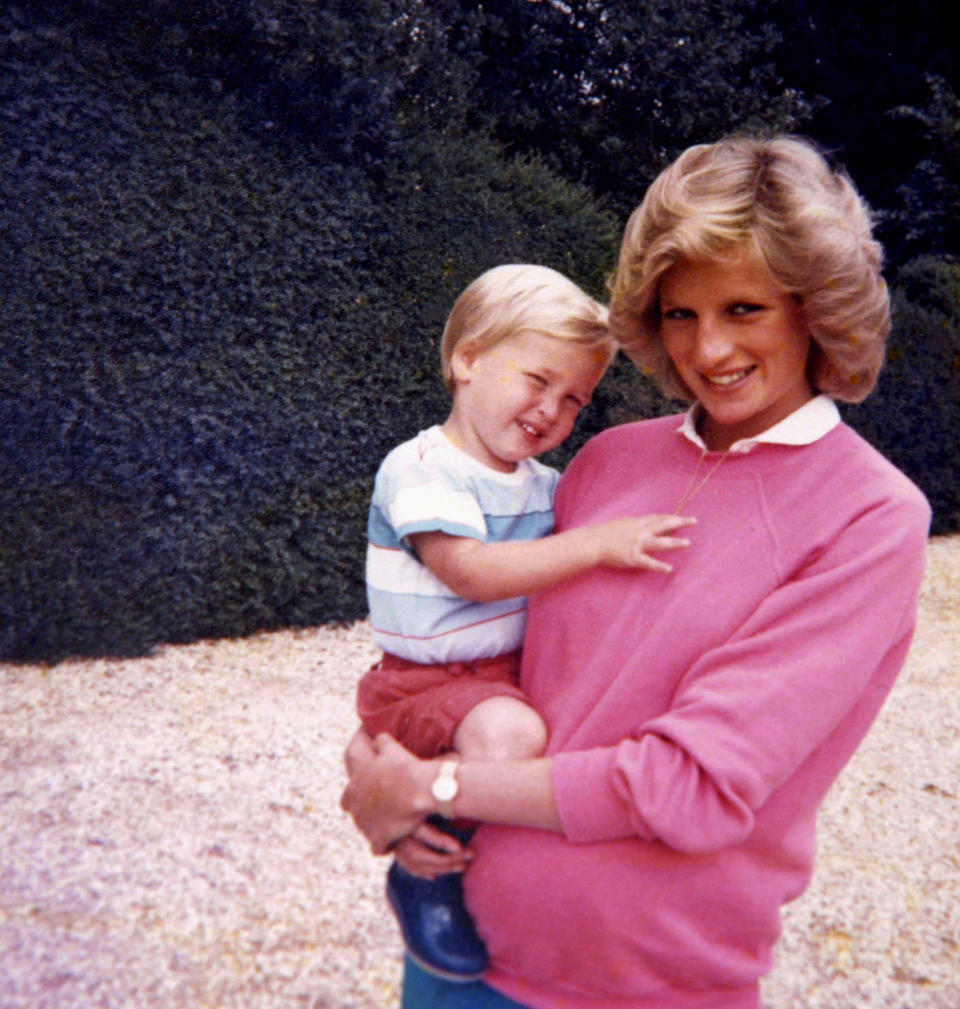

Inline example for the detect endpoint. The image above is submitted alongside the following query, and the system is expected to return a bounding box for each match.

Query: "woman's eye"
[662,307,693,321]
[731,302,763,316]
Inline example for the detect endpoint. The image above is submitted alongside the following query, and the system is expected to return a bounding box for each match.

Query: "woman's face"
[659,249,813,451]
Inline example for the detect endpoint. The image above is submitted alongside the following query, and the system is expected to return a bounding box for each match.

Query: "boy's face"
[444,331,608,472]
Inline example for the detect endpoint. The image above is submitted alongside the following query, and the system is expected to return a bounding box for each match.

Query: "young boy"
[359,264,694,981]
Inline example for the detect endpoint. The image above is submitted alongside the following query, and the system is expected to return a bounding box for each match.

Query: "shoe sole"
[403,945,487,985]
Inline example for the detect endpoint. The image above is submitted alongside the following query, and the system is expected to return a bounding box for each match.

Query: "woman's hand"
[341,728,437,854]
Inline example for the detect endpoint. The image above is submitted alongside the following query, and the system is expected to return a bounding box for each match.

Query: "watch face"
[433,777,457,802]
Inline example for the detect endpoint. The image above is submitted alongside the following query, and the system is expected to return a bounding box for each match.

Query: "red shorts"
[357,650,526,759]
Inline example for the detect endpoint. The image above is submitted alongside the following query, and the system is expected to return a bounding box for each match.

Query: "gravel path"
[1,536,958,1008]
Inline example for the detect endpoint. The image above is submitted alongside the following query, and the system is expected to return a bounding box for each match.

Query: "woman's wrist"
[428,758,461,819]
[415,757,449,818]
[447,757,563,833]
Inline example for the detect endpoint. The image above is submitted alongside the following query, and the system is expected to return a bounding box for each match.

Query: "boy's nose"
[537,394,562,423]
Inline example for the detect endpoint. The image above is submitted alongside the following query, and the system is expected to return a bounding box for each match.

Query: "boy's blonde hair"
[610,135,890,403]
[441,264,615,391]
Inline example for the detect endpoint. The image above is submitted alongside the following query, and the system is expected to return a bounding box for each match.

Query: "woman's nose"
[691,317,735,366]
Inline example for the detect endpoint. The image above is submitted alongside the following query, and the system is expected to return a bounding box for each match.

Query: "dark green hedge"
[0,14,620,661]
[842,255,960,535]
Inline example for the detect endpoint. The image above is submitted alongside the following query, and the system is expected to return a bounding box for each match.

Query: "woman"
[341,135,931,1009]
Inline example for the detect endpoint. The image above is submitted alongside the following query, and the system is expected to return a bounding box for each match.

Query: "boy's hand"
[590,514,695,572]
[392,824,472,879]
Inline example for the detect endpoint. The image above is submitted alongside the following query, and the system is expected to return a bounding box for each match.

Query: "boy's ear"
[450,343,479,384]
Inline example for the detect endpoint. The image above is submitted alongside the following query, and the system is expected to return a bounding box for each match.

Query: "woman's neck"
[697,390,816,452]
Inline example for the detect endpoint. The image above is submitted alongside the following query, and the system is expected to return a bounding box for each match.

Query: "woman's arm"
[550,493,932,855]
[411,514,694,603]
[341,729,561,855]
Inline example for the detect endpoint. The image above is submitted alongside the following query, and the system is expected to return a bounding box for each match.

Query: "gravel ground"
[1,536,958,1009]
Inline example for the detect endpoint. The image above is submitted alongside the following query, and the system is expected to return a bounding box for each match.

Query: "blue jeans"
[401,956,531,1009]
[401,955,761,1009]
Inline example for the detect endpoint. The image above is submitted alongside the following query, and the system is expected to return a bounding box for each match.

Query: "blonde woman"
[343,137,930,1009]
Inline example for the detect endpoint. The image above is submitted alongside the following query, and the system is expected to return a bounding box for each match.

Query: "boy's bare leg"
[452,695,548,761]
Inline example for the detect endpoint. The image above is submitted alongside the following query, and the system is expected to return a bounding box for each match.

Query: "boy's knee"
[454,697,547,760]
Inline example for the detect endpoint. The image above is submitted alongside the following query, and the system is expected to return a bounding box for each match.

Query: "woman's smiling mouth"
[703,367,754,388]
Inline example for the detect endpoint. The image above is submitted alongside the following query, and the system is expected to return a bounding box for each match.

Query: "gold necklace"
[673,449,729,514]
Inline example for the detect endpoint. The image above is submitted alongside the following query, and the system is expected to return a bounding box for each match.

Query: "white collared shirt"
[677,395,841,454]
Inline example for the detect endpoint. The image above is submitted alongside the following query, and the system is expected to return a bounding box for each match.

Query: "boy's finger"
[637,557,673,572]
[416,823,464,854]
[654,537,691,549]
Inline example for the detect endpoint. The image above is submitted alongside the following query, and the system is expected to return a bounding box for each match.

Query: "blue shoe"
[386,861,488,982]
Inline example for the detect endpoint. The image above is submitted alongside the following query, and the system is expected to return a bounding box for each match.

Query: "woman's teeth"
[706,368,751,386]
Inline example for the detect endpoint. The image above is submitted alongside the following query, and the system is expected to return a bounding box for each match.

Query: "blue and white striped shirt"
[366,426,559,664]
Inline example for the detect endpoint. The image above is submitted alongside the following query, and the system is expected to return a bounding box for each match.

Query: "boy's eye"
[525,372,547,386]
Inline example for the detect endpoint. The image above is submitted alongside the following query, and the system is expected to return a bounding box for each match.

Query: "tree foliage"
[889,76,960,260]
[753,0,958,265]
[446,0,820,214]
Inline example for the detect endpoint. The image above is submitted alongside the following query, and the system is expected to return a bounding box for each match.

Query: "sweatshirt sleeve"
[551,489,931,854]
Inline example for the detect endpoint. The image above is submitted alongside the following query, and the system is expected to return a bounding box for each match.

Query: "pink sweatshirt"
[465,409,930,1009]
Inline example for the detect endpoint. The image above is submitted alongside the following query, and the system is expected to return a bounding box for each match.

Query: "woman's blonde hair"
[441,264,615,391]
[609,135,890,403]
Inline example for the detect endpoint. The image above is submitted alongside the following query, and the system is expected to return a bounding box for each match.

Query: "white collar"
[677,395,841,454]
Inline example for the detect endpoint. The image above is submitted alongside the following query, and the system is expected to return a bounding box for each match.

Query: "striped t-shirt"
[366,425,559,664]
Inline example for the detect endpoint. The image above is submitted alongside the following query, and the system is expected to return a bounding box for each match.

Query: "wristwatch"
[431,759,460,819]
